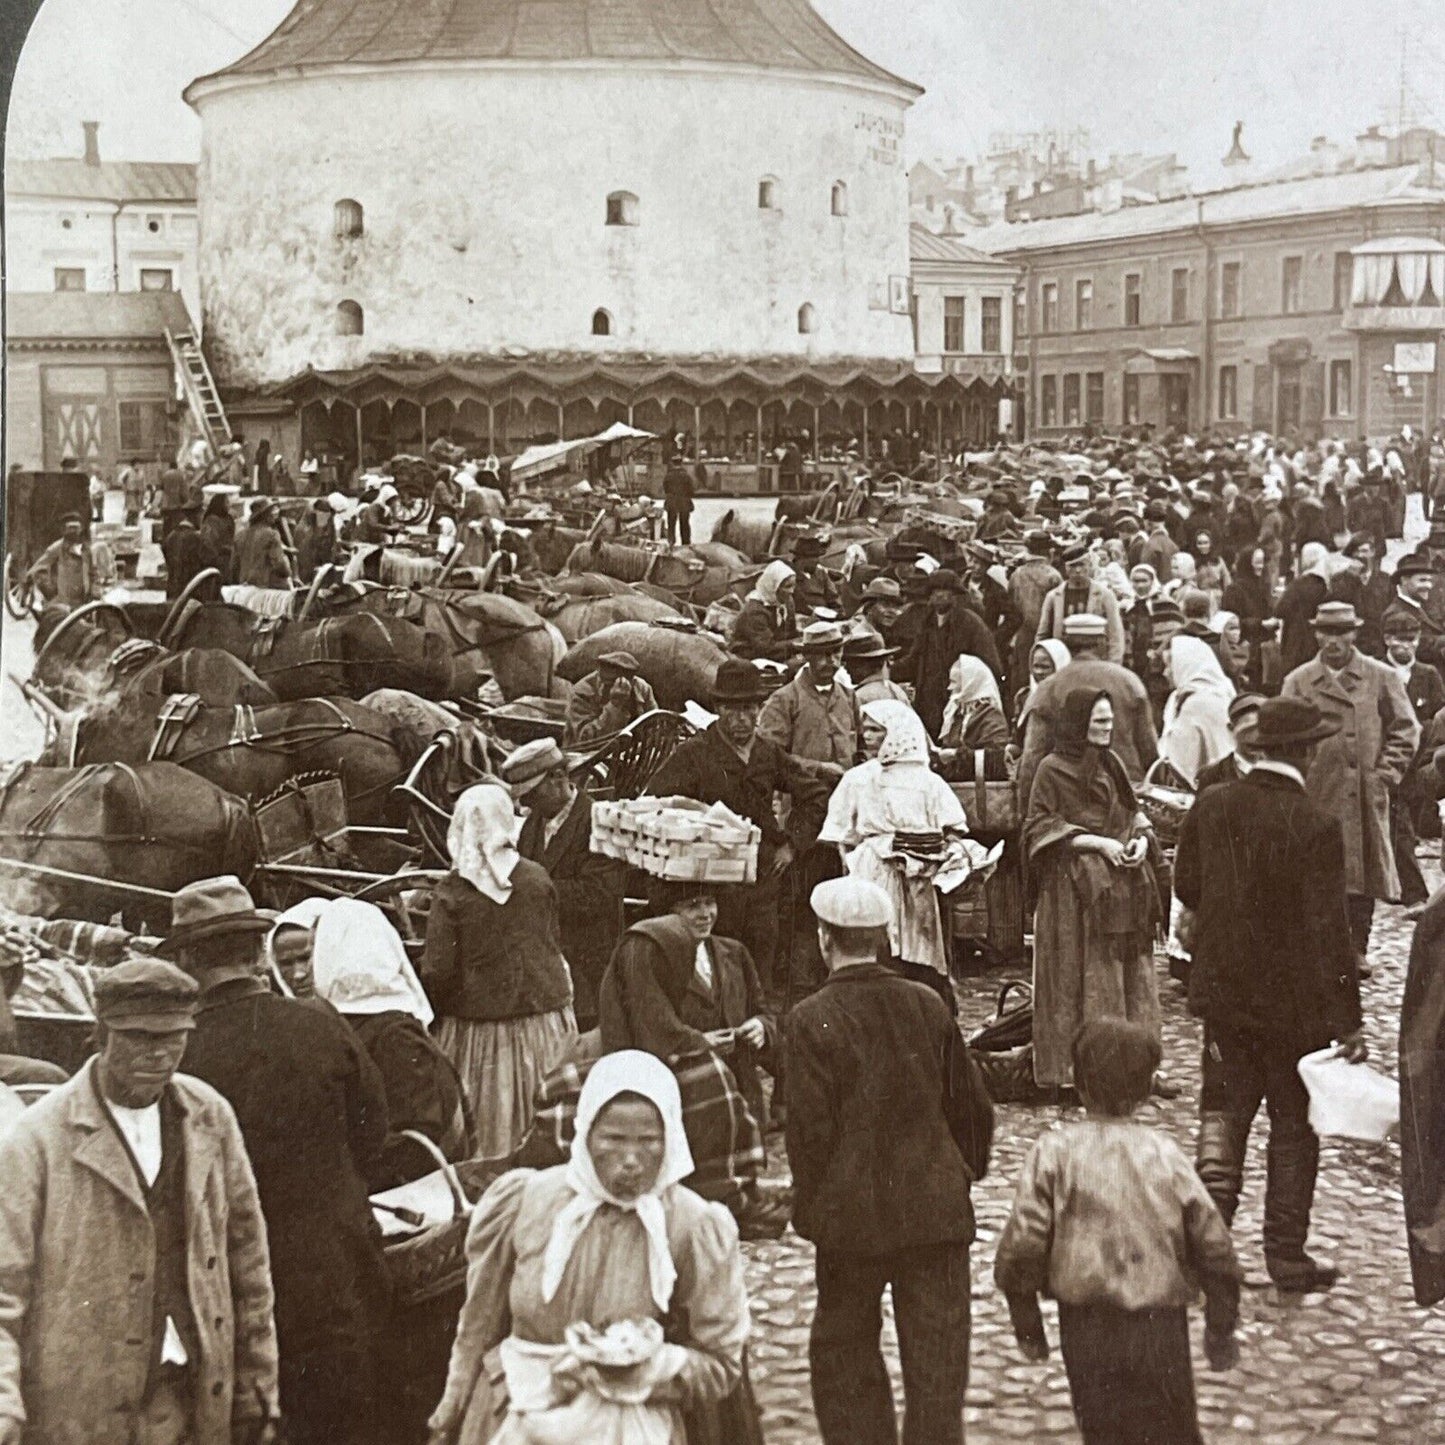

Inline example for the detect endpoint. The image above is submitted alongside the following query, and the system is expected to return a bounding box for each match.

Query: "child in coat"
[994,1018,1241,1445]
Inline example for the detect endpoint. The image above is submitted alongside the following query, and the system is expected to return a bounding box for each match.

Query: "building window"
[336,299,364,336]
[1333,253,1353,311]
[1075,279,1093,331]
[606,191,639,226]
[1041,282,1059,333]
[145,214,163,234]
[1085,371,1104,423]
[798,302,816,334]
[334,198,364,239]
[53,267,86,292]
[1219,365,1238,419]
[1281,256,1303,314]
[117,399,169,458]
[1123,373,1141,425]
[1171,267,1189,323]
[981,296,1002,353]
[1329,359,1352,416]
[139,268,174,291]
[591,308,612,337]
[831,181,848,217]
[1062,373,1081,426]
[1220,261,1241,319]
[758,177,779,210]
[943,296,966,353]
[1040,375,1058,427]
[1123,272,1141,327]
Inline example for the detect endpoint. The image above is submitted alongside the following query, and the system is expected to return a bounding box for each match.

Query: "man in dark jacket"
[896,569,1002,740]
[1381,553,1445,672]
[662,459,694,545]
[787,877,992,1445]
[1174,699,1366,1293]
[647,659,828,998]
[1381,612,1444,901]
[160,513,215,600]
[504,738,624,1030]
[165,876,390,1445]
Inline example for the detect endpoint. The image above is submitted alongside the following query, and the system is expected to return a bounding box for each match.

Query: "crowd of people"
[1,425,1444,1445]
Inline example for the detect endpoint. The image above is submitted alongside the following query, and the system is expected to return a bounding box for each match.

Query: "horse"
[61,694,425,828]
[0,760,259,932]
[562,539,752,607]
[533,590,682,644]
[122,598,456,702]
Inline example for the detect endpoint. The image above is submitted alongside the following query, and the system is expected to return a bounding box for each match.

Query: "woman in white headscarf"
[820,700,970,980]
[313,897,473,1187]
[1157,634,1236,788]
[939,654,1011,751]
[729,559,797,661]
[422,784,577,1159]
[429,1050,754,1445]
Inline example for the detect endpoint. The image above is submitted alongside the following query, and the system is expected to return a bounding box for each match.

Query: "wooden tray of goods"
[901,505,980,543]
[591,795,761,884]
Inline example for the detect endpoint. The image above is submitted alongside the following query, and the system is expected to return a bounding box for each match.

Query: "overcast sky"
[7,0,1445,176]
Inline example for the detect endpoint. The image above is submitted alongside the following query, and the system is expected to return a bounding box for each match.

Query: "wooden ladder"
[165,328,233,455]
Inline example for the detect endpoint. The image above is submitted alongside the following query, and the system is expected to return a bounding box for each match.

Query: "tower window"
[606,191,639,227]
[336,299,364,336]
[334,198,364,239]
[798,303,817,334]
[592,309,612,337]
[831,181,848,216]
[758,177,779,210]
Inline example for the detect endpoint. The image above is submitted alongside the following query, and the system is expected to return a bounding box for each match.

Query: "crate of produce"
[590,797,759,882]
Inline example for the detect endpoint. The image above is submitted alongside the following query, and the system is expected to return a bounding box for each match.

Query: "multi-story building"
[5,123,199,319]
[972,160,1445,441]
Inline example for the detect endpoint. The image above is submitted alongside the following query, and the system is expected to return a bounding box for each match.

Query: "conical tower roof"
[186,0,920,100]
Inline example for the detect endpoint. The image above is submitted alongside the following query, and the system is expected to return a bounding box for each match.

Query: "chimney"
[82,121,100,166]
[1087,158,1097,184]
[963,164,975,203]
[1356,124,1388,167]
[1004,185,1018,221]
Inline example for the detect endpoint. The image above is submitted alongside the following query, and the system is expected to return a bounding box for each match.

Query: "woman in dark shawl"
[1023,687,1161,1088]
[1222,545,1275,688]
[1402,885,1445,1306]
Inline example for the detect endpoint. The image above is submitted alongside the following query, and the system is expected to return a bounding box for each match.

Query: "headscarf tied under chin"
[747,559,796,624]
[541,1050,695,1313]
[447,783,522,905]
[863,698,930,767]
[940,655,1003,742]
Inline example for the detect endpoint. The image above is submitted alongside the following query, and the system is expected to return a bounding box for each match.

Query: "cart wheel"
[351,870,442,948]
[393,492,429,527]
[3,556,35,621]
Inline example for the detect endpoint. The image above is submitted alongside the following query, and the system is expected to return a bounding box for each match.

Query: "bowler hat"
[155,875,275,958]
[1236,697,1339,751]
[792,535,827,559]
[1394,553,1433,580]
[710,659,769,705]
[926,568,963,593]
[1310,601,1362,633]
[93,958,198,1033]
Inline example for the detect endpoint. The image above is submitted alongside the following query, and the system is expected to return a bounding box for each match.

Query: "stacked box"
[591,796,760,884]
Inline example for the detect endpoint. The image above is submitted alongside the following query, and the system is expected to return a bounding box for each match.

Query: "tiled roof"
[5,159,196,205]
[186,0,919,96]
[5,291,191,343]
[909,223,1008,267]
[969,164,1445,256]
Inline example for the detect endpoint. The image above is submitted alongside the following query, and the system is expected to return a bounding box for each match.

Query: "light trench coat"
[1282,650,1420,900]
[0,1061,279,1445]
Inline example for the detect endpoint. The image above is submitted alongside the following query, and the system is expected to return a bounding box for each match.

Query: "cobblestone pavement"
[743,852,1445,1443]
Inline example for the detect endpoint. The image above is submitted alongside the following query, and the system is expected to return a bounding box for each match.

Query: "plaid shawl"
[518,1049,765,1208]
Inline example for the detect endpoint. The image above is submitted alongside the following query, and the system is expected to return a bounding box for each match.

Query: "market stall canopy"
[510,424,656,483]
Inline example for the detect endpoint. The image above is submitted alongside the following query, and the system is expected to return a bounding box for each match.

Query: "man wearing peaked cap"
[1175,694,1365,1294]
[791,532,840,615]
[1383,551,1445,673]
[786,876,993,1444]
[1036,544,1126,666]
[564,647,659,747]
[1282,593,1419,970]
[0,954,280,1443]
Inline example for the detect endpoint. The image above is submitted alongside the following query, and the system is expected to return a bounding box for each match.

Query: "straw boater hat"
[154,876,275,958]
[1236,698,1339,751]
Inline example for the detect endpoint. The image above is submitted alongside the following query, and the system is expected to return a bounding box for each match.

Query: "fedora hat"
[1310,601,1362,633]
[843,633,899,663]
[156,875,275,958]
[860,577,902,603]
[710,659,769,705]
[799,621,845,652]
[1236,697,1339,751]
[1394,553,1433,580]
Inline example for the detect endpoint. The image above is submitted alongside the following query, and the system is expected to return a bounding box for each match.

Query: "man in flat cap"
[790,534,840,615]
[1281,602,1419,968]
[166,877,389,1445]
[28,512,95,609]
[564,650,659,746]
[786,878,992,1445]
[505,739,624,1030]
[0,957,279,1445]
[1036,543,1125,664]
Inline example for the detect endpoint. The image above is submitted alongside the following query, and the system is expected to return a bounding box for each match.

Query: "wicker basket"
[591,796,759,883]
[1136,759,1194,848]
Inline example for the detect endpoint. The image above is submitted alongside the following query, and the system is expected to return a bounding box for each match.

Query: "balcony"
[1343,237,1445,333]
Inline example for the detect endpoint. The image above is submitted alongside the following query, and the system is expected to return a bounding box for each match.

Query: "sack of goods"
[591,795,761,884]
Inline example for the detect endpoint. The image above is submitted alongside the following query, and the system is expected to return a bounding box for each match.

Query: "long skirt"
[438,1006,577,1161]
[1032,874,1159,1087]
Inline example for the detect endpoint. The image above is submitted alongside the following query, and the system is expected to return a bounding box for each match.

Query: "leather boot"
[1195,1111,1248,1227]
[1264,1123,1338,1291]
